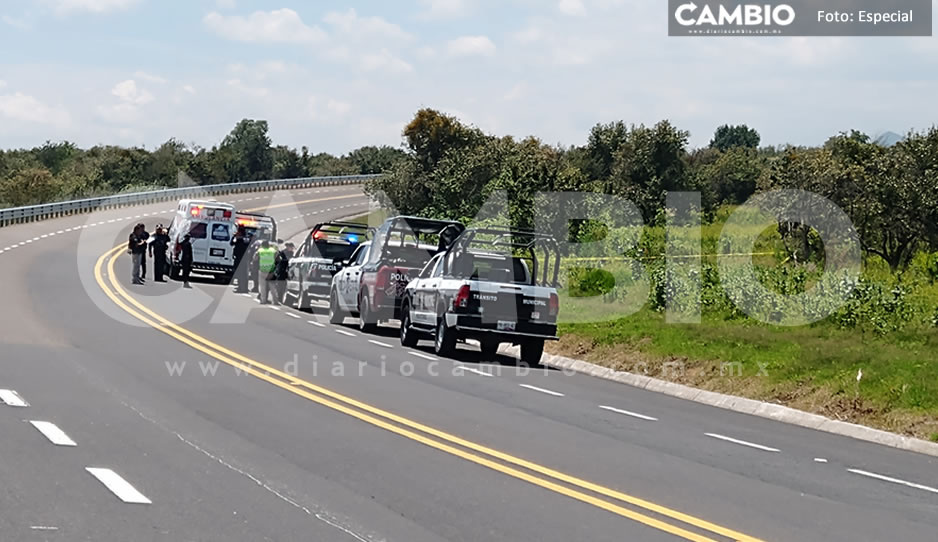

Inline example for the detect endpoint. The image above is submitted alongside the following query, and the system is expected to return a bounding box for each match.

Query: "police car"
[285,222,372,309]
[167,199,238,281]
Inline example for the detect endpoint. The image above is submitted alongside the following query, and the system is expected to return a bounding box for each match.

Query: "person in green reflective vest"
[255,240,278,305]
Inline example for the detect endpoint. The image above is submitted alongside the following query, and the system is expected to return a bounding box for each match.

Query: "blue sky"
[1,0,936,153]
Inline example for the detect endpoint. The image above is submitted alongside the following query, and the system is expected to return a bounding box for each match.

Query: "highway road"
[1,183,936,541]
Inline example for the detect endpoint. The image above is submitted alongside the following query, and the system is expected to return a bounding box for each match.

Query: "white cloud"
[47,0,140,14]
[0,80,6,89]
[558,0,587,17]
[513,25,542,44]
[418,0,468,19]
[2,15,30,29]
[447,36,496,57]
[327,99,352,116]
[323,8,412,41]
[111,79,154,105]
[203,9,326,44]
[226,78,269,98]
[182,85,196,94]
[361,49,414,74]
[503,83,526,102]
[97,102,139,124]
[0,92,70,126]
[215,0,236,8]
[134,71,167,84]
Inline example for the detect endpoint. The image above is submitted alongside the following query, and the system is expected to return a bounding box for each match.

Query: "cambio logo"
[675,2,796,27]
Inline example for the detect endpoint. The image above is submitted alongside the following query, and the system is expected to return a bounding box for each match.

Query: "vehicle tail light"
[453,285,471,310]
[549,293,559,317]
[313,231,325,240]
[223,210,232,218]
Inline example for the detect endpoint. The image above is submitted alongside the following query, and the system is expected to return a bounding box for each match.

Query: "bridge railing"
[0,174,378,228]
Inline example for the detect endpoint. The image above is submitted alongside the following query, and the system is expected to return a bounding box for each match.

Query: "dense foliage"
[0,119,405,208]
[366,109,938,273]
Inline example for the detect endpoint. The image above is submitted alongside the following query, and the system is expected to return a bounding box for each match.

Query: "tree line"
[365,109,938,271]
[0,119,405,209]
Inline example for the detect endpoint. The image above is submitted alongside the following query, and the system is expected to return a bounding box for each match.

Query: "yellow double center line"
[95,231,764,542]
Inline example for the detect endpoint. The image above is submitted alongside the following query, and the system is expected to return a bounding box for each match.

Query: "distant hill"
[874,131,904,147]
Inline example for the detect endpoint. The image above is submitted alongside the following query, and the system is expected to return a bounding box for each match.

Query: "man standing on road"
[137,224,150,282]
[247,233,267,294]
[230,225,251,293]
[180,234,194,289]
[256,240,278,304]
[149,225,171,282]
[128,224,147,285]
[273,241,295,305]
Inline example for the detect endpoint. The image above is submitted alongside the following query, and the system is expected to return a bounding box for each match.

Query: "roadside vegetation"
[363,109,938,438]
[0,119,405,208]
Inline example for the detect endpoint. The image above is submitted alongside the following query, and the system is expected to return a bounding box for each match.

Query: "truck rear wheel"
[520,340,545,366]
[434,317,457,357]
[480,339,500,359]
[328,290,345,324]
[400,303,418,347]
[358,295,378,333]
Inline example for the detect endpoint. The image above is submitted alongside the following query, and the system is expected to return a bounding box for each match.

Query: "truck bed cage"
[313,221,374,235]
[448,227,561,287]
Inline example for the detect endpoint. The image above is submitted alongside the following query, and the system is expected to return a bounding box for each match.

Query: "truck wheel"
[328,290,345,324]
[359,295,378,333]
[434,316,457,357]
[400,303,418,347]
[480,338,500,359]
[520,340,545,366]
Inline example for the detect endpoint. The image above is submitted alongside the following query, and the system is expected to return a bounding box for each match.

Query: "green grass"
[554,308,938,437]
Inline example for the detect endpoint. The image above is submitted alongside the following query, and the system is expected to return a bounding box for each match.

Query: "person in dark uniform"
[230,225,251,293]
[180,234,194,289]
[149,225,171,282]
[272,242,294,305]
[129,224,147,285]
[137,224,150,281]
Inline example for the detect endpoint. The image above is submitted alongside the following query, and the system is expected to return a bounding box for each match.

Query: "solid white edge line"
[85,468,152,504]
[0,389,29,407]
[847,469,938,494]
[599,405,658,422]
[308,320,326,327]
[368,339,393,349]
[704,433,780,453]
[519,384,564,397]
[29,421,77,446]
[408,351,437,361]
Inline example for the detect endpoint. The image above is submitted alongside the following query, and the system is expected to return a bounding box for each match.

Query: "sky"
[1,0,937,154]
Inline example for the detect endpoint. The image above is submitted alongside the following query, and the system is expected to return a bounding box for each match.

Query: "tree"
[0,168,61,206]
[696,147,764,207]
[35,141,78,175]
[403,109,482,171]
[710,124,761,151]
[272,145,307,179]
[583,121,629,181]
[346,145,406,174]
[218,119,274,182]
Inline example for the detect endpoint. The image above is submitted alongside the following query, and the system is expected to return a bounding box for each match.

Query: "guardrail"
[0,174,379,228]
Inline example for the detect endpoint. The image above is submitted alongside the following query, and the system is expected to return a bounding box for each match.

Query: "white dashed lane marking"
[0,389,29,407]
[599,405,658,422]
[519,384,564,397]
[85,468,152,504]
[285,312,301,319]
[335,329,356,337]
[705,433,780,453]
[29,421,77,447]
[458,366,494,377]
[847,469,938,495]
[408,351,437,361]
[368,340,393,349]
[308,320,326,327]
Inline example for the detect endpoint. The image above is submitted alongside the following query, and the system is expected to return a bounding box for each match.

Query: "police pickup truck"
[329,216,464,332]
[285,222,372,309]
[399,227,560,365]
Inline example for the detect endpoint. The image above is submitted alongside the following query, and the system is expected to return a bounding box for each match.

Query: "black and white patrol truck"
[399,227,560,365]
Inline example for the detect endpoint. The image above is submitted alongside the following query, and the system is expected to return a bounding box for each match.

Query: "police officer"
[273,241,295,305]
[129,224,147,285]
[180,234,194,289]
[256,240,278,304]
[149,225,171,282]
[247,232,267,293]
[230,225,251,293]
[137,224,150,281]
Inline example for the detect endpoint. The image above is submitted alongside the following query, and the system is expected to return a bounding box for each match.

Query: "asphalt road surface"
[1,184,936,542]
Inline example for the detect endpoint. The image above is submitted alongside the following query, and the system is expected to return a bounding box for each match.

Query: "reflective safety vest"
[257,247,277,273]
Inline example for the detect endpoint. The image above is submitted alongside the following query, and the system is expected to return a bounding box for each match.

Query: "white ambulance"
[167,199,238,281]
